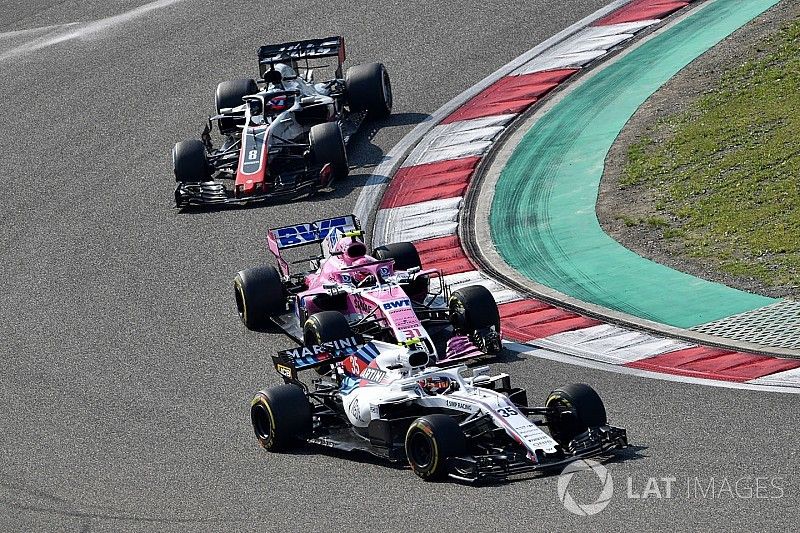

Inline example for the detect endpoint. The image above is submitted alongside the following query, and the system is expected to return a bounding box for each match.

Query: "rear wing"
[267,214,359,275]
[258,36,346,78]
[272,334,365,381]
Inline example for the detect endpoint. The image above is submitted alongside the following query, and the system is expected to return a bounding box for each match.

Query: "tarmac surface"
[1,1,797,531]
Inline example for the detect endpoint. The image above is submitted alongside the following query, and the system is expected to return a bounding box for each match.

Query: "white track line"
[508,342,800,394]
[512,19,659,74]
[0,23,78,42]
[531,324,695,365]
[747,366,800,388]
[0,0,185,61]
[401,114,515,167]
[379,197,462,243]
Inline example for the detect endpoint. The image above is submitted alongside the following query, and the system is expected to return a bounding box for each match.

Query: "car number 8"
[248,149,258,160]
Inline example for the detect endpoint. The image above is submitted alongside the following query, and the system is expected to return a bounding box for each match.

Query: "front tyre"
[251,384,312,451]
[173,139,211,183]
[405,415,466,481]
[309,122,348,182]
[345,62,392,118]
[234,266,285,330]
[372,242,428,301]
[545,383,607,446]
[448,285,501,354]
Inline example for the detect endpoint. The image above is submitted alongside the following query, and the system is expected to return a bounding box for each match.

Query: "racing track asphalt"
[1,1,797,531]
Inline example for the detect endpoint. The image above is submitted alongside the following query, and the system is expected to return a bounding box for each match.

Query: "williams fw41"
[172,36,391,207]
[233,215,502,364]
[250,335,629,482]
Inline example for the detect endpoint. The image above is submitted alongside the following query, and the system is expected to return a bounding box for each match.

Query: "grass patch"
[620,18,800,290]
[646,216,670,229]
[617,214,642,227]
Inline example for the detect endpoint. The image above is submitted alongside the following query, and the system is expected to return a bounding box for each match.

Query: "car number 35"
[496,407,518,417]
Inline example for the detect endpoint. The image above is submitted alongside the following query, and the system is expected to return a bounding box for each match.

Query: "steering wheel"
[357,275,377,289]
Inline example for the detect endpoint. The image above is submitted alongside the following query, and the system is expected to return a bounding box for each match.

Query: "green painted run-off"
[490,0,780,329]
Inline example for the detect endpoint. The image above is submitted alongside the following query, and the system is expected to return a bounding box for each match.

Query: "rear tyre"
[345,62,392,118]
[309,122,348,181]
[250,384,311,451]
[303,310,355,346]
[405,414,466,480]
[172,139,210,183]
[215,78,258,133]
[234,266,285,330]
[372,242,428,300]
[545,383,608,446]
[448,285,501,354]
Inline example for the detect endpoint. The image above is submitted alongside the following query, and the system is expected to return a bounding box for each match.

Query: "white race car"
[251,336,628,482]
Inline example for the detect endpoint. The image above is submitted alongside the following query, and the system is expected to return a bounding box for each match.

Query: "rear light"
[319,164,333,187]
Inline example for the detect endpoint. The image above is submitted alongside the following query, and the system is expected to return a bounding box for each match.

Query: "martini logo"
[282,336,361,359]
[361,367,386,383]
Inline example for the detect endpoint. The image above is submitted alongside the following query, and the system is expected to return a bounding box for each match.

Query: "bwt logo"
[277,217,349,247]
[383,299,411,310]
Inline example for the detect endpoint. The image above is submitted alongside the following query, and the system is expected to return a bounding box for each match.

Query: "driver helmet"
[267,95,291,112]
[263,62,297,85]
[340,241,367,266]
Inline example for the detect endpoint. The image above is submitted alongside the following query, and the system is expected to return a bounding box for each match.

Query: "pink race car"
[234,215,502,363]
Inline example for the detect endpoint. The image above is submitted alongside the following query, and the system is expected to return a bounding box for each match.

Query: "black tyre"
[234,266,285,330]
[345,62,392,118]
[303,310,354,346]
[449,284,500,329]
[309,122,348,181]
[545,383,608,446]
[215,78,258,133]
[172,139,210,183]
[405,414,466,480]
[372,242,428,299]
[250,384,311,451]
[449,285,501,354]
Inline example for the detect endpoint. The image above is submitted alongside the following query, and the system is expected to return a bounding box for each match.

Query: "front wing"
[174,113,365,209]
[447,425,628,482]
[174,172,324,208]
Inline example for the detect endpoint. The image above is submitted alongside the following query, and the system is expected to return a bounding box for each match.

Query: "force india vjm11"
[172,36,391,207]
[236,215,628,481]
[233,214,502,362]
